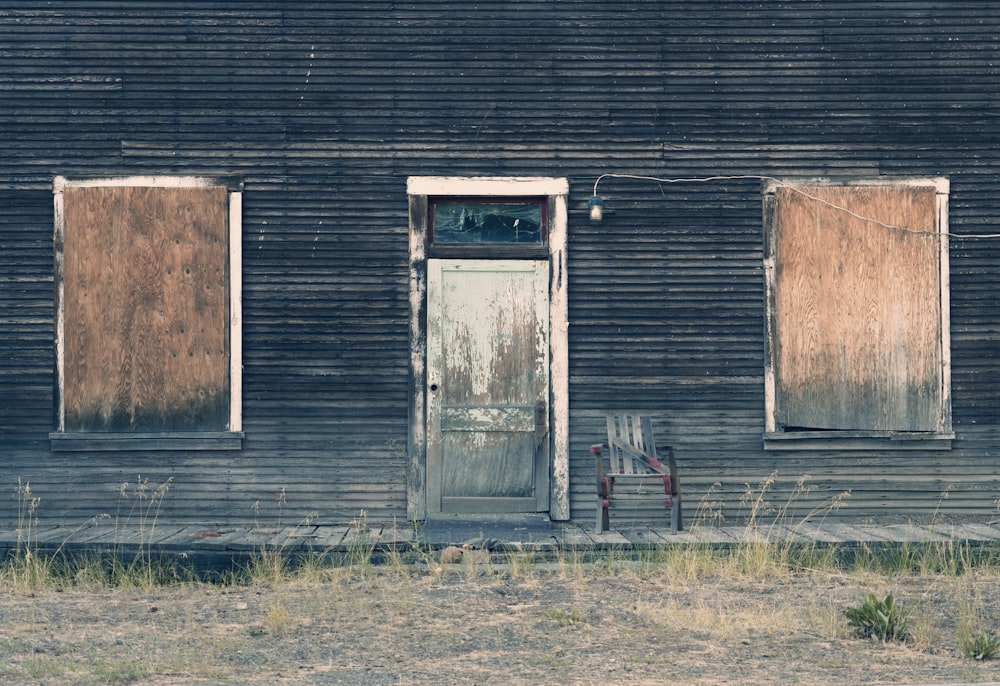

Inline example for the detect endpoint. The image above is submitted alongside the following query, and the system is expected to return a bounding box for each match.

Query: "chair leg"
[593,443,610,534]
[671,496,682,534]
[595,495,609,534]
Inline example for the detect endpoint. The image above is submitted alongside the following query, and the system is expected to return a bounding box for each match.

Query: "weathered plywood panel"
[772,185,941,431]
[62,186,229,432]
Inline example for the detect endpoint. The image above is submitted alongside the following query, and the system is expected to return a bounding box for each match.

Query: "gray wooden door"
[426,259,550,514]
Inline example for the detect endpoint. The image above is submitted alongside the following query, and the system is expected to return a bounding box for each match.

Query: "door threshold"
[423,512,551,523]
[419,513,556,546]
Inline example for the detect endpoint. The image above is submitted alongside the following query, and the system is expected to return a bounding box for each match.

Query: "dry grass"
[2,478,1000,684]
[0,539,998,685]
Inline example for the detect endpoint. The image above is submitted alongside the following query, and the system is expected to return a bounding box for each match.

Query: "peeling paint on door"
[427,259,549,514]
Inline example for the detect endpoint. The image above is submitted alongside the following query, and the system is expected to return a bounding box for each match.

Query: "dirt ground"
[1,561,1000,685]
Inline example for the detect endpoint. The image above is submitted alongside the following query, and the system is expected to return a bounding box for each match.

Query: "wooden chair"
[594,415,682,534]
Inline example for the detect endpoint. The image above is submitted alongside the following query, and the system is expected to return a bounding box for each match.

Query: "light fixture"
[588,195,604,222]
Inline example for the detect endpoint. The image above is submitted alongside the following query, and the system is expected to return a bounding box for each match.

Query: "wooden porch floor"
[3,516,1000,571]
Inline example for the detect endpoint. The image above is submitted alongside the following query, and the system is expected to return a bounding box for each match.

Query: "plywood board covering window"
[765,180,951,445]
[59,183,233,434]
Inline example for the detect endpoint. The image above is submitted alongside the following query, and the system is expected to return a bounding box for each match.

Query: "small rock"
[440,546,464,563]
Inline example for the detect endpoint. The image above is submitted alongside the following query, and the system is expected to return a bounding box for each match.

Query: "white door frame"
[406,176,569,521]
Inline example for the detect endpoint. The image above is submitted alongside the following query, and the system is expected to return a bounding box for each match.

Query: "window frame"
[762,177,953,451]
[50,176,243,451]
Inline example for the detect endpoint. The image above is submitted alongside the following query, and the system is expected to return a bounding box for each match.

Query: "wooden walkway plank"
[310,526,351,550]
[557,526,600,549]
[621,527,676,546]
[226,526,318,552]
[25,525,75,546]
[819,523,897,543]
[728,524,811,544]
[879,524,952,543]
[4,525,65,548]
[339,525,383,552]
[158,526,243,551]
[30,523,121,547]
[784,521,855,544]
[61,524,120,545]
[925,524,997,542]
[726,525,796,544]
[524,536,562,554]
[770,523,815,543]
[74,524,189,548]
[2,521,1000,566]
[584,529,631,548]
[971,523,1000,541]
[376,524,418,547]
[682,525,740,545]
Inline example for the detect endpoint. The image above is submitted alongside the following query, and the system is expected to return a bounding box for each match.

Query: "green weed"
[542,607,586,627]
[844,593,911,642]
[959,631,1000,660]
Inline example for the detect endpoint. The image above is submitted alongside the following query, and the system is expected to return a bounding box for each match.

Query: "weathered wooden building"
[2,2,999,528]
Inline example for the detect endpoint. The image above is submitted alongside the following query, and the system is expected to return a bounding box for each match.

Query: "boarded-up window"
[53,178,242,443]
[763,180,951,447]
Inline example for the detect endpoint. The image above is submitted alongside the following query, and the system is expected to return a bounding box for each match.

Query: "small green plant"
[543,607,586,628]
[955,585,1000,660]
[959,631,1000,660]
[844,593,910,642]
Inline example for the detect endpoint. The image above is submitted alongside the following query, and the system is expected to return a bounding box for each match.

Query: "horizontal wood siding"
[0,2,998,526]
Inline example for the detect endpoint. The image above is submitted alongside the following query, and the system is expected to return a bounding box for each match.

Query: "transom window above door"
[430,197,546,247]
[413,178,556,259]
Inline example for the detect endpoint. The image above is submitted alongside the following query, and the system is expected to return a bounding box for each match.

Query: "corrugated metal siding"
[0,2,999,526]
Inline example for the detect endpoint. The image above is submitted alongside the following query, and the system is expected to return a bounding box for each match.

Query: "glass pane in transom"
[431,198,545,245]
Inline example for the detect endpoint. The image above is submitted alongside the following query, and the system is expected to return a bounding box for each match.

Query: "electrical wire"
[592,173,1000,239]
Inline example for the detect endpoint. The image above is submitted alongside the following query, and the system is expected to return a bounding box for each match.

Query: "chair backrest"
[606,414,662,475]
